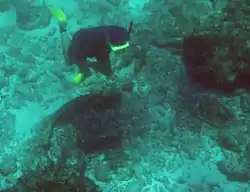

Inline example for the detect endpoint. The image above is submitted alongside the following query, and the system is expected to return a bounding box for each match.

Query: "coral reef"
[1,0,250,191]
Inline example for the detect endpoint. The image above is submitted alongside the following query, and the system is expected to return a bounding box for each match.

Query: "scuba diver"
[46,4,133,84]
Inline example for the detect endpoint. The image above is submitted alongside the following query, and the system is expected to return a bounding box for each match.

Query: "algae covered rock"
[216,159,250,183]
[12,1,51,30]
[0,0,10,12]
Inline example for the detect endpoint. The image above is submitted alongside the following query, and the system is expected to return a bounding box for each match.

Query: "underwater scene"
[0,0,250,191]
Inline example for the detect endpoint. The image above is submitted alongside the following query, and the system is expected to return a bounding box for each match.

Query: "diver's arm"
[59,23,73,66]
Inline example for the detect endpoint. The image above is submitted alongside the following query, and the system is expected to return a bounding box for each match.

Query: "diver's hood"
[109,22,133,52]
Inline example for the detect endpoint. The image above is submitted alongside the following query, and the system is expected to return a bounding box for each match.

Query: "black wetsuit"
[67,25,130,77]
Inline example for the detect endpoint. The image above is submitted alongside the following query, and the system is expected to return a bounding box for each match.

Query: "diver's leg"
[93,56,112,77]
[59,23,73,66]
[44,3,73,66]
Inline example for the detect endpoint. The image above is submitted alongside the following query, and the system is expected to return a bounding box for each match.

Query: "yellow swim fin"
[72,73,83,85]
[44,1,67,23]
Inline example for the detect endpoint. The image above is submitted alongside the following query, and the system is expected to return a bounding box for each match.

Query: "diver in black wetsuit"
[65,24,133,79]
[48,5,133,84]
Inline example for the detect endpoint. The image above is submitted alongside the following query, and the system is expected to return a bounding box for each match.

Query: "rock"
[196,97,235,128]
[242,142,250,170]
[14,3,51,30]
[217,126,249,153]
[124,180,144,191]
[83,176,101,192]
[0,0,10,12]
[217,133,241,153]
[182,35,237,95]
[216,160,250,183]
[94,162,112,182]
[0,70,7,88]
[116,166,134,181]
[240,94,250,113]
[0,155,18,176]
